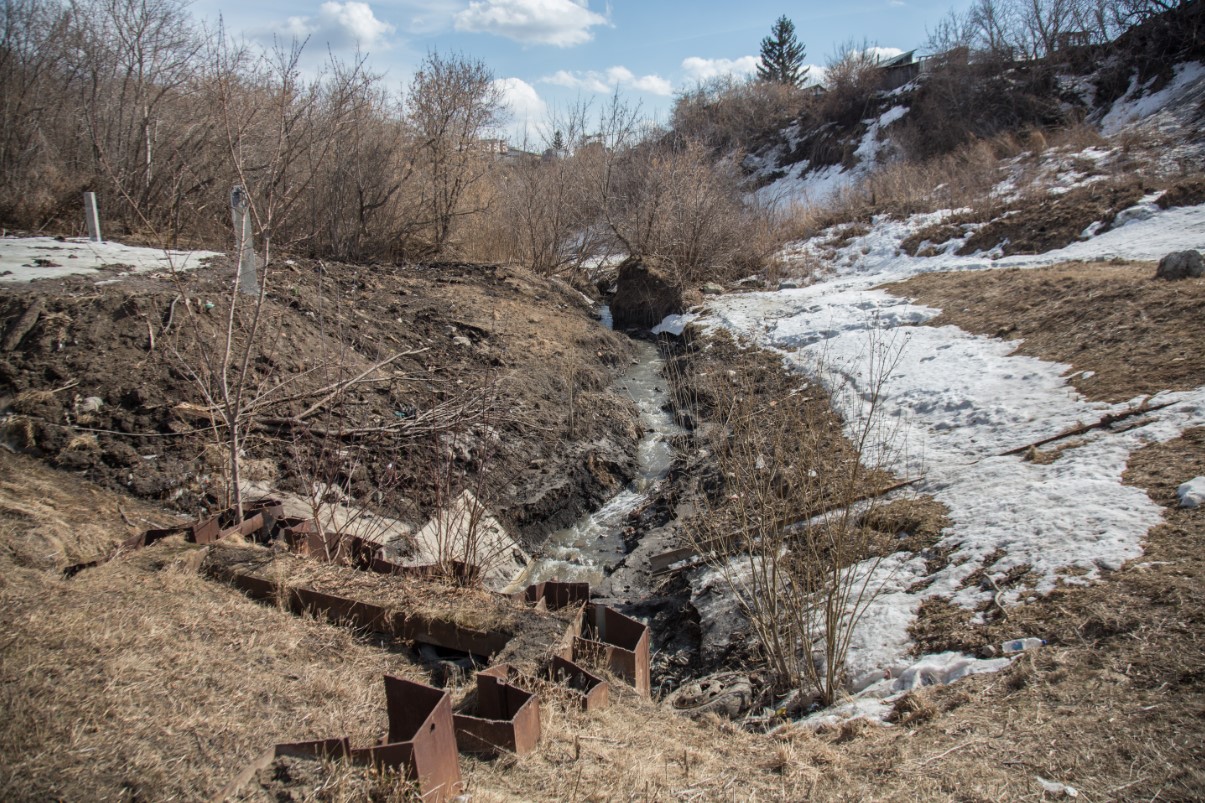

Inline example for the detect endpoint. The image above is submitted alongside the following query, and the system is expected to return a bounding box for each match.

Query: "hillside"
[3,4,1205,802]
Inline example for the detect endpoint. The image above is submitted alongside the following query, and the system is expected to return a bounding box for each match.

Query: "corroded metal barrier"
[217,677,462,802]
[577,604,652,698]
[67,502,654,798]
[453,664,542,757]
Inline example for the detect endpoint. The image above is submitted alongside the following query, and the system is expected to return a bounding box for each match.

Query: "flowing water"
[506,309,683,590]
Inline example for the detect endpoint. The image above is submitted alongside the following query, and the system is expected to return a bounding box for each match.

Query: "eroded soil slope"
[0,257,641,545]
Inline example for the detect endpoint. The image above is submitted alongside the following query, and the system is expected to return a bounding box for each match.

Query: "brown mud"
[0,257,644,547]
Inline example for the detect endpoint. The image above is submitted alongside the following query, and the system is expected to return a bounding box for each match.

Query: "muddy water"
[507,310,683,589]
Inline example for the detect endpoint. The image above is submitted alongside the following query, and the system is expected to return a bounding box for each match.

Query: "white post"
[83,192,102,242]
[230,186,257,296]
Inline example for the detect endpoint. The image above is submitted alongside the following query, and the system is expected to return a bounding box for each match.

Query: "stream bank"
[506,314,686,592]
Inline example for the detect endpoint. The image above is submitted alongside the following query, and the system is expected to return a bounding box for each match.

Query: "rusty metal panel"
[289,587,390,632]
[244,499,283,541]
[392,611,512,658]
[349,741,415,771]
[192,515,221,545]
[216,739,351,801]
[552,604,585,661]
[649,546,697,575]
[284,523,380,569]
[228,571,279,602]
[520,580,590,610]
[548,655,609,711]
[193,508,270,545]
[383,676,463,801]
[578,605,651,698]
[452,665,541,757]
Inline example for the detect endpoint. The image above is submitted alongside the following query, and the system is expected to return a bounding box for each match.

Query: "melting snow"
[0,236,220,284]
[1099,61,1205,135]
[697,195,1205,700]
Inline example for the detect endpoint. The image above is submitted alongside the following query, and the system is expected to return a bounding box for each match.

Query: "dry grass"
[0,451,184,575]
[859,495,951,556]
[0,557,428,801]
[460,692,792,801]
[884,260,1205,403]
[206,546,529,636]
[3,421,1205,800]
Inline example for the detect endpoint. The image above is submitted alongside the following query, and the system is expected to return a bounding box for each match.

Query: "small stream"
[507,308,684,590]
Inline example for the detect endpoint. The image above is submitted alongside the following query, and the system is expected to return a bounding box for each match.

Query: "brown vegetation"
[885,259,1205,402]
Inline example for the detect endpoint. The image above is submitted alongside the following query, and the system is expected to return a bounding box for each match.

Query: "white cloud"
[277,1,396,49]
[681,55,759,83]
[494,77,548,144]
[542,65,672,96]
[454,0,609,47]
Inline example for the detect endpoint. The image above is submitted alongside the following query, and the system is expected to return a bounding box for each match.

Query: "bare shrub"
[466,104,611,274]
[817,41,885,130]
[602,135,782,285]
[671,76,807,155]
[676,329,911,705]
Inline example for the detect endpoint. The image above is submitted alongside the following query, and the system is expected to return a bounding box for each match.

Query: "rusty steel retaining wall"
[452,664,542,757]
[577,604,652,698]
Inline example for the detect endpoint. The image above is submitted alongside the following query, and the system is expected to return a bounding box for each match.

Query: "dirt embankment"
[0,257,642,546]
[885,259,1205,403]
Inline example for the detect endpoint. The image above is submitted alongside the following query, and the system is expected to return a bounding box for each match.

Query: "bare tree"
[405,51,505,255]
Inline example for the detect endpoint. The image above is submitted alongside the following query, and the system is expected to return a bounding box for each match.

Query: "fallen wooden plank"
[1000,400,1174,457]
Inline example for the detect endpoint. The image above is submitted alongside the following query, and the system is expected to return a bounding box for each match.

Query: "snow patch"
[0,237,220,284]
[697,192,1205,696]
[1099,61,1205,136]
[1179,477,1205,509]
[651,313,698,336]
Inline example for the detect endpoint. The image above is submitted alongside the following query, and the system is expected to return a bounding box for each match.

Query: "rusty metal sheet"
[227,571,278,602]
[577,605,651,698]
[214,739,351,801]
[191,515,221,545]
[194,500,283,546]
[284,523,381,569]
[453,664,541,757]
[552,603,585,661]
[518,580,590,610]
[289,587,391,632]
[392,611,512,658]
[548,655,609,711]
[649,546,698,575]
[349,741,415,771]
[382,676,463,801]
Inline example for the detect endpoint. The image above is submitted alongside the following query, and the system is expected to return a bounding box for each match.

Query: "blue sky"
[190,0,973,143]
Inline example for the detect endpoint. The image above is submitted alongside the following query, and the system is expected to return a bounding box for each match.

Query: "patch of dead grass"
[3,422,1204,801]
[884,260,1205,403]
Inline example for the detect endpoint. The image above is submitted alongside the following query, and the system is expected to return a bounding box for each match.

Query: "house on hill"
[878,50,921,90]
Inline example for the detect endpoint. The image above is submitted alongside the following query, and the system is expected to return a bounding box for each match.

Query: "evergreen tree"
[757,16,808,87]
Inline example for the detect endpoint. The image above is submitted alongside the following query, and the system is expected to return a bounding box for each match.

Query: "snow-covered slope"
[700,190,1205,680]
[689,67,1205,721]
[749,103,909,210]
